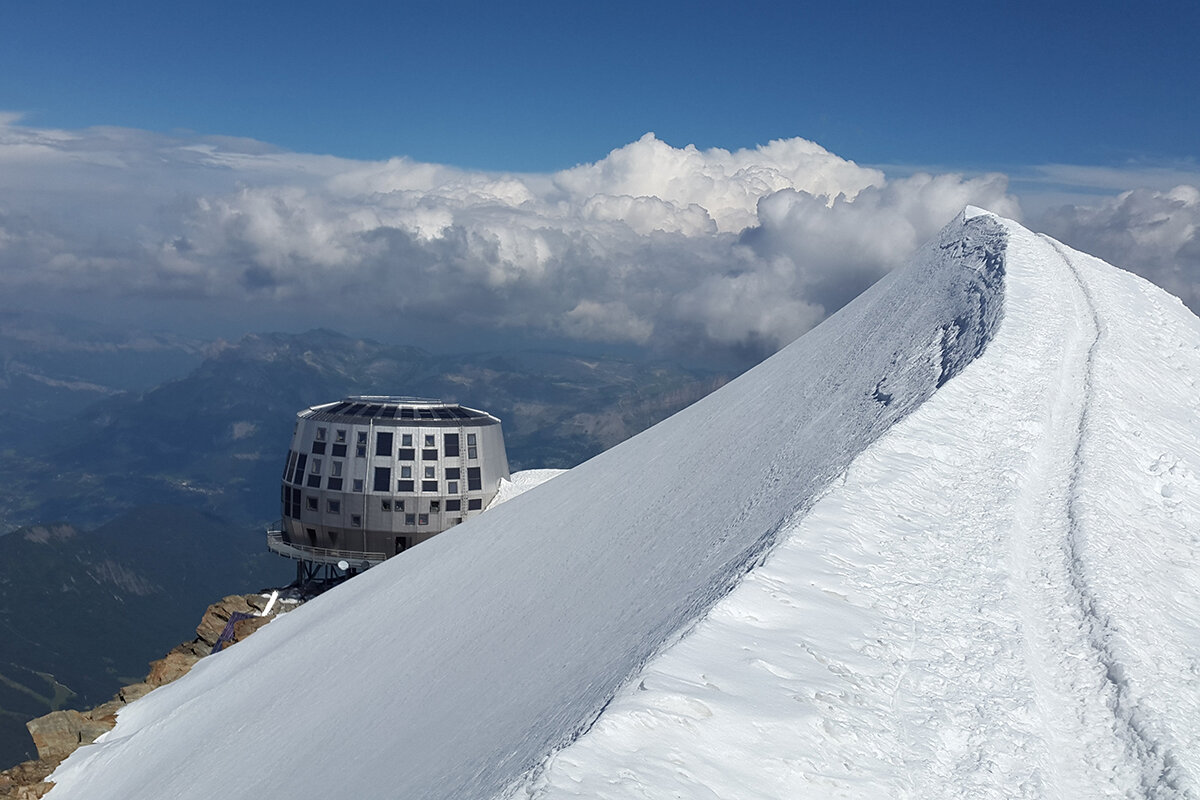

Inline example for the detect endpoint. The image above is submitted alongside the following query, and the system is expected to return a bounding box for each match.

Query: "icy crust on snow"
[46,213,1007,800]
[487,469,568,508]
[519,222,1200,798]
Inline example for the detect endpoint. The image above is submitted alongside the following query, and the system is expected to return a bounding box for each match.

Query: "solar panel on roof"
[363,405,383,417]
[379,407,397,418]
[345,403,367,415]
[327,402,352,414]
[418,409,434,419]
[400,408,414,419]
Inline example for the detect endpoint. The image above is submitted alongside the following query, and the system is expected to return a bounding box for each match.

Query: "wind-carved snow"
[516,221,1200,799]
[46,213,1008,800]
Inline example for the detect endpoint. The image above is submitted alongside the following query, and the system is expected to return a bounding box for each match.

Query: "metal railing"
[266,526,389,567]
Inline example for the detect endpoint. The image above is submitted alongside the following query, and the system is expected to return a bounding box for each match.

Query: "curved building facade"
[272,396,509,571]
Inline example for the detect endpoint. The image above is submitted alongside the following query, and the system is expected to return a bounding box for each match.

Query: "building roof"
[300,396,500,427]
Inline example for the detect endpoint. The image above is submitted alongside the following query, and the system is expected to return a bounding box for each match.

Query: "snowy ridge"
[515,221,1200,798]
[46,211,1009,800]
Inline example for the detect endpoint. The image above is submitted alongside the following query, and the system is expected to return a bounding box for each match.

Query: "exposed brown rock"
[0,591,296,799]
[25,709,112,763]
[0,757,57,799]
[146,647,204,688]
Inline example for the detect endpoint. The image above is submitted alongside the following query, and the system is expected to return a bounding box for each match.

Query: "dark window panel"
[467,467,482,491]
[373,467,392,492]
[293,454,308,485]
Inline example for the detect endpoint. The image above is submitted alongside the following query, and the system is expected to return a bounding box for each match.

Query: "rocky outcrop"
[0,591,296,799]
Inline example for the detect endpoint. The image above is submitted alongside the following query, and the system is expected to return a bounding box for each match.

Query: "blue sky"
[3,0,1197,172]
[1,1,1198,359]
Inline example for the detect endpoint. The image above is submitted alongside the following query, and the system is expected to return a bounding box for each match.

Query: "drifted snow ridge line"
[1044,235,1188,798]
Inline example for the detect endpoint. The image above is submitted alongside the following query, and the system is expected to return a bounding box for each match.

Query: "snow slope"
[517,220,1200,799]
[46,209,1200,798]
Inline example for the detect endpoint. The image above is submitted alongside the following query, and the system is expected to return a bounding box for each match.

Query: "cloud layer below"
[0,116,1194,361]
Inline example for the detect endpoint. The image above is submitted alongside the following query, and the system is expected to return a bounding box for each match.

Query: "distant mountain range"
[0,321,733,769]
[0,326,729,532]
[0,506,289,767]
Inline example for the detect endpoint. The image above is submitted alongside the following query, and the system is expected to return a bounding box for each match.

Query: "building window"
[404,514,416,525]
[352,479,364,492]
[467,467,482,491]
[447,481,459,494]
[311,458,322,473]
[326,477,343,491]
[311,441,327,455]
[376,431,393,458]
[373,466,391,492]
[398,448,415,461]
[306,474,321,488]
[316,427,327,441]
[306,527,317,541]
[401,434,412,446]
[398,479,414,492]
[306,496,318,511]
[468,498,482,510]
[293,454,307,484]
[357,431,368,445]
[418,514,428,525]
[336,429,346,443]
[445,499,461,512]
[422,449,438,460]
[331,461,343,477]
[467,433,476,445]
[350,514,362,527]
[430,500,440,512]
[283,450,297,482]
[421,480,438,492]
[424,434,435,447]
[327,499,341,514]
[395,500,405,512]
[444,433,460,457]
[332,443,347,458]
[424,466,436,479]
[445,467,460,480]
[356,445,367,458]
[382,499,393,512]
[400,465,412,478]
[467,433,477,459]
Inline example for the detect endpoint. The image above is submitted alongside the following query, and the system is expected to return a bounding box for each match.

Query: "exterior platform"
[266,526,388,569]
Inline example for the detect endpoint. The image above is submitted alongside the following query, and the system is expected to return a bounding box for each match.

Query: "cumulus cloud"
[0,116,1028,359]
[1037,185,1200,311]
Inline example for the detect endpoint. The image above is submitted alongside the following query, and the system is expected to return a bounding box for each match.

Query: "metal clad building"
[269,396,509,577]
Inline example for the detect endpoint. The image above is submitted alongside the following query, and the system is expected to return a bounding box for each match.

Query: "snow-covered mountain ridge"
[47,210,1200,799]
